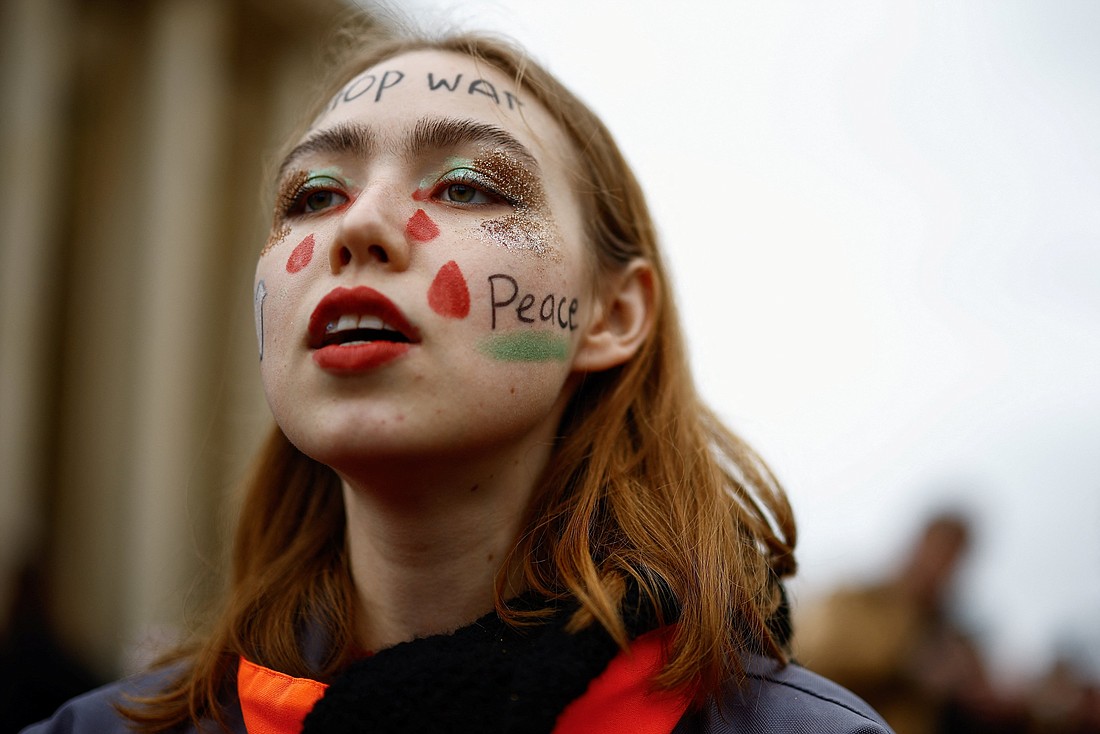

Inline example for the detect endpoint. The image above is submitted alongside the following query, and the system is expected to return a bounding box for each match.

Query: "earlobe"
[572,259,656,373]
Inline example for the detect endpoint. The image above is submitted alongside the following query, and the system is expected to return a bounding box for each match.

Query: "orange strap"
[237,627,690,734]
[237,657,327,734]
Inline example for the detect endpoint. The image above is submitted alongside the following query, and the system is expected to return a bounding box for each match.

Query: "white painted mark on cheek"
[254,279,267,361]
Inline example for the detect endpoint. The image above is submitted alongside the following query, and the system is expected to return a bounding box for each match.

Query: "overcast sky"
[369,0,1100,680]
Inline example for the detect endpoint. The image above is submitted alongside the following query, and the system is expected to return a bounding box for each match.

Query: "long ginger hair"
[124,20,797,731]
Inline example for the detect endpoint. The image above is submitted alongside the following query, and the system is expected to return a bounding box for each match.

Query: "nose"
[328,182,412,273]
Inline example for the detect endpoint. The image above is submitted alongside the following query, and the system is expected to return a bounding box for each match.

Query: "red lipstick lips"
[308,286,420,373]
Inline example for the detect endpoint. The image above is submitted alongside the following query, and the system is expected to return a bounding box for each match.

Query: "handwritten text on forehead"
[326,70,525,112]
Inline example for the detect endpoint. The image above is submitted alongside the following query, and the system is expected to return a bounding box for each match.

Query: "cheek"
[286,233,316,273]
[479,331,571,363]
[479,213,560,259]
[257,229,320,279]
[254,230,321,355]
[254,245,318,358]
[254,280,303,415]
[406,209,440,243]
[465,264,586,365]
[253,280,267,360]
[428,260,470,319]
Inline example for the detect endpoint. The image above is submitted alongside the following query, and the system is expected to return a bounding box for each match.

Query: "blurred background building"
[0,0,350,705]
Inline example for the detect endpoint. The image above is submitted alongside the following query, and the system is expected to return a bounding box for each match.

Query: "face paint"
[286,233,315,273]
[410,155,471,202]
[254,279,267,361]
[262,224,290,257]
[256,50,599,474]
[266,167,354,258]
[427,260,470,319]
[412,151,558,257]
[406,209,440,242]
[472,149,559,259]
[480,215,559,259]
[262,170,309,257]
[475,150,544,209]
[478,331,569,362]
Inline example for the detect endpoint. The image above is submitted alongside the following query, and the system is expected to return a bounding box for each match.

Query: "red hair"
[124,21,797,731]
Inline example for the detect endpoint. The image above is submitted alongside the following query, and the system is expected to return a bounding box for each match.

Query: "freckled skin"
[286,233,316,273]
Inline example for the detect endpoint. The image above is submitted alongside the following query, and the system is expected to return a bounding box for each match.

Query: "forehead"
[304,49,571,169]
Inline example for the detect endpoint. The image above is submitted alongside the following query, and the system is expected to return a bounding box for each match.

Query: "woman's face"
[255,49,596,472]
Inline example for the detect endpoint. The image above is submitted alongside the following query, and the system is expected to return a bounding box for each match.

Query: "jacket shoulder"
[684,655,895,734]
[19,667,243,734]
[19,670,168,734]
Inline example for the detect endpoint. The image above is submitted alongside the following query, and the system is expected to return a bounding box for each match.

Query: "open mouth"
[318,314,414,348]
[308,287,420,372]
[308,286,421,348]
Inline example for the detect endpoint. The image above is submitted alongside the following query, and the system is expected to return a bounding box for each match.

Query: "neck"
[340,442,552,652]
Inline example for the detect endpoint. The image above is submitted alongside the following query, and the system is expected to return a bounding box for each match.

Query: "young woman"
[24,23,893,734]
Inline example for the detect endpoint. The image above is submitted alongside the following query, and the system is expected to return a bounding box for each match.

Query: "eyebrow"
[407,117,540,171]
[277,116,541,181]
[277,122,375,181]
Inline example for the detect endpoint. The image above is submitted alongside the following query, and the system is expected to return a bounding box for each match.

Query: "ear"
[572,259,656,373]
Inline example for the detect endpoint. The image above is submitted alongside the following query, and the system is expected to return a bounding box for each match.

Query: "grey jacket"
[21,654,893,733]
[673,655,894,733]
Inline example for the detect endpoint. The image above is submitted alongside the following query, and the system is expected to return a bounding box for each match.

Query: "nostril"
[339,247,352,266]
[368,244,389,263]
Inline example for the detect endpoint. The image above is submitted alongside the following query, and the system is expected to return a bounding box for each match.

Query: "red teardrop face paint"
[406,209,440,243]
[286,233,315,273]
[428,260,470,319]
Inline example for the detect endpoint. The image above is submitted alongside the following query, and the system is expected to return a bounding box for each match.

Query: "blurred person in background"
[796,511,1030,732]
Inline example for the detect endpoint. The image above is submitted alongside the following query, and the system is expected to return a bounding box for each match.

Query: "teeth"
[358,315,385,330]
[323,313,399,335]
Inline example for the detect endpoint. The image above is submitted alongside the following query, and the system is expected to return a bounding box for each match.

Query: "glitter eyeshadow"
[261,169,309,256]
[480,214,560,259]
[474,149,560,260]
[474,149,545,210]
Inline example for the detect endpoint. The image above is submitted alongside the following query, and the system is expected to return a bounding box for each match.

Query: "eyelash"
[277,167,515,220]
[281,175,349,218]
[430,168,516,207]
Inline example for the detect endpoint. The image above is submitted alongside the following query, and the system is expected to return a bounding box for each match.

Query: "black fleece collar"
[301,594,659,734]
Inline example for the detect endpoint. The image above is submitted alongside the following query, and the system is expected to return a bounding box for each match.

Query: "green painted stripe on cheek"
[479,331,570,362]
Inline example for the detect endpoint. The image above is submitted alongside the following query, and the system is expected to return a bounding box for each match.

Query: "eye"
[283,176,350,217]
[443,183,490,205]
[301,189,347,212]
[431,169,513,207]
